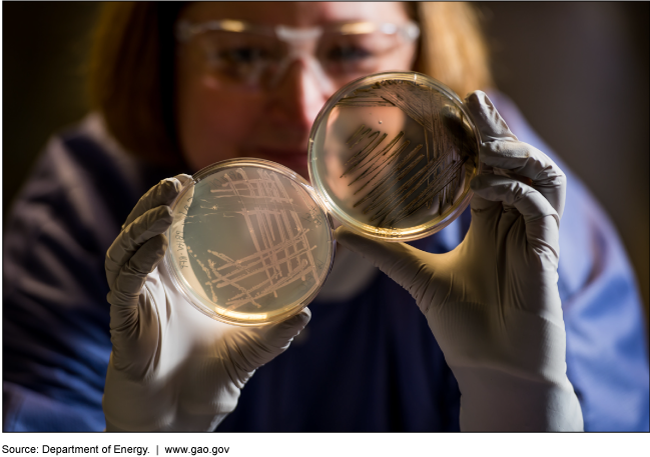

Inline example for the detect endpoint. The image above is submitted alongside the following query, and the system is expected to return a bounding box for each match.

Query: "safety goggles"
[176,18,420,92]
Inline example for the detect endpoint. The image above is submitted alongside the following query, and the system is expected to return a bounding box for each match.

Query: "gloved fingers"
[470,174,561,232]
[481,142,566,217]
[259,307,312,347]
[464,91,518,142]
[245,308,312,360]
[334,227,436,300]
[106,206,173,287]
[220,308,312,377]
[108,174,189,285]
[108,234,168,308]
[469,189,503,214]
[122,174,192,230]
[464,91,566,218]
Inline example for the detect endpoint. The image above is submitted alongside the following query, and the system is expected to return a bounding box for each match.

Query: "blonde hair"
[88,1,493,165]
[412,2,493,97]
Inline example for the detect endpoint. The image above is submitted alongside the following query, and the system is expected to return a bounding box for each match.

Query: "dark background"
[3,2,648,317]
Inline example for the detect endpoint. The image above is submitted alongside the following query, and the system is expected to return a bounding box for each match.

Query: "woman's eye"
[327,46,373,63]
[221,47,268,64]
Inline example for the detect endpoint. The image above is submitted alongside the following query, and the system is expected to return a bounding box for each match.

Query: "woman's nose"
[267,57,333,131]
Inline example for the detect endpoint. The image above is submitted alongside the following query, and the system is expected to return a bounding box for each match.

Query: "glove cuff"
[453,366,583,431]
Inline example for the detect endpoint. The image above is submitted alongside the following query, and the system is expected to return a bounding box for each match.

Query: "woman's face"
[175,1,417,178]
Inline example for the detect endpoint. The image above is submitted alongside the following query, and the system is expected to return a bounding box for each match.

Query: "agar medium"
[163,159,335,326]
[163,72,479,326]
[308,71,481,241]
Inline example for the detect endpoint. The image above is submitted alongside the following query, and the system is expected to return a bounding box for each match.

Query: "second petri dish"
[163,159,335,326]
[308,72,481,241]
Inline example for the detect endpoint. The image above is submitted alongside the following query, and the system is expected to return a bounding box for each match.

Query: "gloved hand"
[335,91,583,431]
[103,175,310,431]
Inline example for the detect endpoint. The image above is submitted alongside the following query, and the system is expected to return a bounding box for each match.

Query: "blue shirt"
[3,95,648,432]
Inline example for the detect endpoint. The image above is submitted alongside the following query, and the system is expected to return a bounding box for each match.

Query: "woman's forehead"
[180,2,410,27]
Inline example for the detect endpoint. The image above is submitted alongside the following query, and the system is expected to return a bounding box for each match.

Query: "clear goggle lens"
[178,20,420,90]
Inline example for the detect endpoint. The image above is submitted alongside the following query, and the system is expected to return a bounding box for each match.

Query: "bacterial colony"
[311,78,479,234]
[168,165,331,323]
[167,75,479,324]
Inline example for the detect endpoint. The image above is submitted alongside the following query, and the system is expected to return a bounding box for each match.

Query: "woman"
[3,2,648,432]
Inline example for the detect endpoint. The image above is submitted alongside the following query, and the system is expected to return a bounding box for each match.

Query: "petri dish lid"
[163,158,335,326]
[308,71,481,241]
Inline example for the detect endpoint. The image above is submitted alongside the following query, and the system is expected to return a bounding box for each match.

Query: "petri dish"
[164,72,480,326]
[163,158,335,326]
[308,71,481,241]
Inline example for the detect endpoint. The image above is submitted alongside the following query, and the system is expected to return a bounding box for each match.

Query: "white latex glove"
[335,91,583,431]
[103,175,310,431]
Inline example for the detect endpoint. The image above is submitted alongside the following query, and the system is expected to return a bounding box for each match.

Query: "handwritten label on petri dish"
[166,164,333,325]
